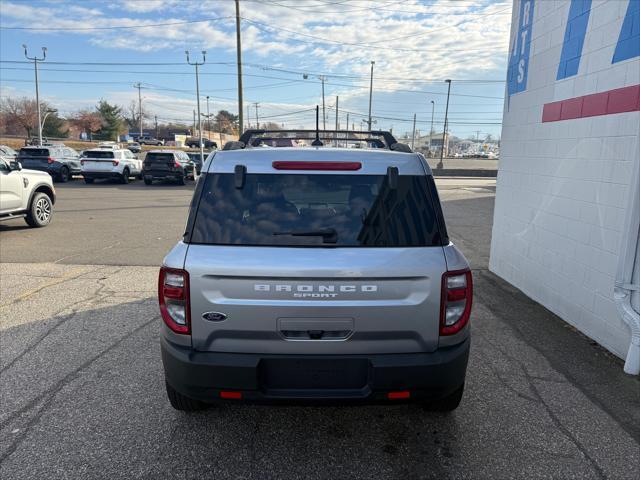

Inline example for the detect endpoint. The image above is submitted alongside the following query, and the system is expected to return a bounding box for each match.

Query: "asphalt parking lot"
[1,178,639,479]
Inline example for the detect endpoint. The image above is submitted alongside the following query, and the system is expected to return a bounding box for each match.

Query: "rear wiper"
[273,228,337,244]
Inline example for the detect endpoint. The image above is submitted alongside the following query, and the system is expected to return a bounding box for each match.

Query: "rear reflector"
[220,391,243,399]
[272,161,361,171]
[387,391,411,400]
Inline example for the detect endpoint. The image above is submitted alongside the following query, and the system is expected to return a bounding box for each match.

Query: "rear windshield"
[19,148,49,157]
[84,151,114,159]
[145,153,173,163]
[190,173,444,247]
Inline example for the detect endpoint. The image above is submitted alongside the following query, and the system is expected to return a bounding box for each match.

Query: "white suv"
[0,156,56,227]
[81,146,142,184]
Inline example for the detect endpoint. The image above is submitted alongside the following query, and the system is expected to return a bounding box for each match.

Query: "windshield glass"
[191,173,443,247]
[84,151,114,159]
[146,153,173,163]
[19,148,49,157]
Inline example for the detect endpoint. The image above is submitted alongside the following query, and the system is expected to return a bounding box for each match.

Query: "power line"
[0,15,233,31]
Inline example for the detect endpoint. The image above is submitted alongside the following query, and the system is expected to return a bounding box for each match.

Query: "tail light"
[158,267,190,334]
[440,269,472,336]
[47,157,54,164]
[112,160,119,166]
[174,161,181,168]
[80,160,85,166]
[272,161,361,171]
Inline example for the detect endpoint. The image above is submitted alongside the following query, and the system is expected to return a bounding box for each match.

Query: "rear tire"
[144,178,152,185]
[165,380,209,411]
[120,168,130,184]
[25,192,53,228]
[177,173,186,185]
[421,384,464,412]
[84,177,95,184]
[58,166,70,183]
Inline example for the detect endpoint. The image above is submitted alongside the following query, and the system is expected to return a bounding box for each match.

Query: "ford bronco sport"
[160,129,472,411]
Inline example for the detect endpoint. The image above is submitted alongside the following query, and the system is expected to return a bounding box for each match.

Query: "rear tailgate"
[144,153,174,173]
[82,151,115,171]
[186,246,446,355]
[18,148,51,169]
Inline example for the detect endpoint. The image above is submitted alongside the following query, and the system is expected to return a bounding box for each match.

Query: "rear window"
[19,148,49,157]
[83,150,114,159]
[190,173,444,247]
[146,153,174,163]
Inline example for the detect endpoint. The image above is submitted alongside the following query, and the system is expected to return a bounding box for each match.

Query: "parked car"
[159,130,471,411]
[0,145,18,159]
[136,135,163,146]
[81,146,142,184]
[185,150,211,176]
[185,137,217,149]
[127,142,141,154]
[17,145,81,182]
[0,156,56,227]
[143,150,194,185]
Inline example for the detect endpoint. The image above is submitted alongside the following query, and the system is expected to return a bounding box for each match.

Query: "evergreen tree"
[96,100,123,140]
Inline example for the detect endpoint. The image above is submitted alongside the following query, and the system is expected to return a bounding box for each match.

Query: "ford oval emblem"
[202,312,227,322]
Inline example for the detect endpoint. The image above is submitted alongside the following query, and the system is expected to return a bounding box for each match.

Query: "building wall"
[490,0,640,358]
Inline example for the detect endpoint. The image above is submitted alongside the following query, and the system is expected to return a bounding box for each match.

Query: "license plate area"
[258,358,370,396]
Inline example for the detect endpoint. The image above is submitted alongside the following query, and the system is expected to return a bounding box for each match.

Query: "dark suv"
[185,138,217,149]
[143,150,194,185]
[17,145,81,182]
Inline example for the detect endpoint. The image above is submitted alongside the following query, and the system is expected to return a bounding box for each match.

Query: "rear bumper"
[161,337,470,404]
[82,171,121,179]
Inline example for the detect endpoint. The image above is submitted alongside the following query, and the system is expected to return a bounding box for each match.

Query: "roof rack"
[223,129,412,153]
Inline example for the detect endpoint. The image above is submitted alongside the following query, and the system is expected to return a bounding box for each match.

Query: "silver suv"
[160,130,472,411]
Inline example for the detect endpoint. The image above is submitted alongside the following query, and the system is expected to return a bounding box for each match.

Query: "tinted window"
[146,153,174,163]
[19,148,49,157]
[84,151,114,159]
[191,173,443,247]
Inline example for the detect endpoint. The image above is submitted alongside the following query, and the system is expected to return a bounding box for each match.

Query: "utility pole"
[134,82,143,139]
[186,50,206,164]
[206,96,211,140]
[254,102,259,129]
[246,105,251,129]
[430,100,435,153]
[22,44,46,146]
[334,96,339,146]
[345,112,349,148]
[320,75,326,130]
[367,60,375,131]
[235,0,244,135]
[155,115,158,139]
[438,79,452,169]
[476,130,481,143]
[193,110,196,135]
[411,113,417,150]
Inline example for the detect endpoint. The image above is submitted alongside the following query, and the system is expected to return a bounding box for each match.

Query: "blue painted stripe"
[557,0,592,80]
[613,0,640,63]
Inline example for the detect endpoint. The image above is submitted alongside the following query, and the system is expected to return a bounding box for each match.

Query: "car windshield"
[19,148,49,157]
[84,151,114,159]
[146,153,174,163]
[191,173,444,247]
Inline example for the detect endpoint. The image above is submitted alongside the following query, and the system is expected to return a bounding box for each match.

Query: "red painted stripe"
[542,84,640,122]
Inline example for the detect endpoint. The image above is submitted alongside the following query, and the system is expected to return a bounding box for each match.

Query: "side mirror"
[9,161,22,171]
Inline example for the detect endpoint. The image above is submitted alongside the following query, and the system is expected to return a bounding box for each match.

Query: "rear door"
[185,169,448,355]
[0,159,22,212]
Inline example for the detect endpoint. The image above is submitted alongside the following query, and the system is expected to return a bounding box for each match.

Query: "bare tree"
[69,110,103,140]
[0,97,39,137]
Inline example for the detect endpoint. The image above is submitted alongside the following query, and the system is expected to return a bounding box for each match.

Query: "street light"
[22,44,47,146]
[40,108,57,134]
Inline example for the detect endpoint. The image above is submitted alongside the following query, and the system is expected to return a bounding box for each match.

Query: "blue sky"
[0,0,513,139]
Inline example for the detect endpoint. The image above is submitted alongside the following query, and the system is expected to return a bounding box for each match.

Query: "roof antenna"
[312,105,323,146]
